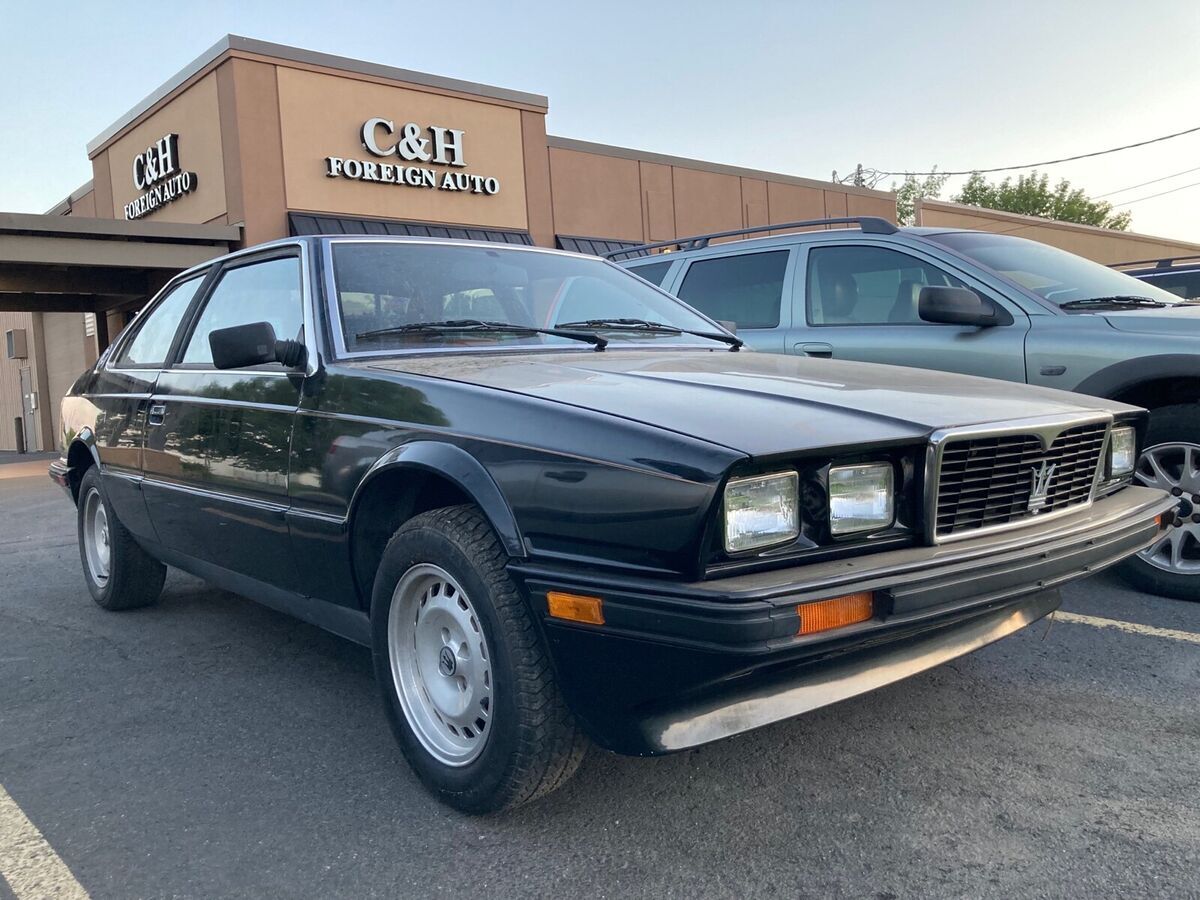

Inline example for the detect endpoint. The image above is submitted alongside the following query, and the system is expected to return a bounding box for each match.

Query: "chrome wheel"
[387,563,493,767]
[82,487,111,586]
[1135,441,1200,574]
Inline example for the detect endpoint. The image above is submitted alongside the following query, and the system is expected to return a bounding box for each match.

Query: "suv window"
[1134,269,1200,300]
[181,257,304,365]
[626,260,672,287]
[115,276,205,367]
[676,251,788,329]
[807,246,967,325]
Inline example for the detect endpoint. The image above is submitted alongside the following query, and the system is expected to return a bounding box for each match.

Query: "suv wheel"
[371,504,588,812]
[77,467,167,610]
[1117,404,1200,601]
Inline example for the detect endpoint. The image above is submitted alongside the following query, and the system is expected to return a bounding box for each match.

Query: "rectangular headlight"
[829,463,894,535]
[1110,425,1136,477]
[724,471,799,552]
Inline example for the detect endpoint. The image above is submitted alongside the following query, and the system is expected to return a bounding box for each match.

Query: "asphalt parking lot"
[1,463,1198,899]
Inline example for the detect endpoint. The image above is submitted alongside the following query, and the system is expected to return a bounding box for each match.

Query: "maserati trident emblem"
[1027,461,1057,514]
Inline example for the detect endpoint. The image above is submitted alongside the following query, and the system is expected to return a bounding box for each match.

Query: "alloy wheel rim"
[1134,441,1200,574]
[387,563,493,767]
[83,487,111,586]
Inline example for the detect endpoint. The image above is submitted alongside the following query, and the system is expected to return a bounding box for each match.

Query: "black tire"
[1116,403,1200,602]
[76,466,167,610]
[371,504,588,813]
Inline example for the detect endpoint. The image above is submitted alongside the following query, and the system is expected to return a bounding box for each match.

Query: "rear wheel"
[371,504,588,813]
[1116,404,1200,601]
[77,467,166,610]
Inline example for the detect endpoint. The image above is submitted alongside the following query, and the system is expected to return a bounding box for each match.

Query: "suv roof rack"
[1110,253,1200,270]
[602,216,899,260]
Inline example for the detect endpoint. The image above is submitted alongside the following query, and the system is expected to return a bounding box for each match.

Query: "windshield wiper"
[355,319,607,350]
[1060,295,1167,309]
[556,317,743,350]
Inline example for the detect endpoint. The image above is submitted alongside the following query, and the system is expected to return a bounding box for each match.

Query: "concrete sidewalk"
[0,455,55,480]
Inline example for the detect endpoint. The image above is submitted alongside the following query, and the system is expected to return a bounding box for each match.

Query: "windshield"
[926,231,1188,307]
[330,242,725,353]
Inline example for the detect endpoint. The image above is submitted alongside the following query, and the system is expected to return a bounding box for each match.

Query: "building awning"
[0,212,240,315]
[556,235,646,257]
[289,213,533,245]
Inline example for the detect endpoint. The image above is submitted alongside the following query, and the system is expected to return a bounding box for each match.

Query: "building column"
[29,312,54,451]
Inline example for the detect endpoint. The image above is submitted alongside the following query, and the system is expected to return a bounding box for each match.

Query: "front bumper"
[510,485,1172,755]
[48,458,72,497]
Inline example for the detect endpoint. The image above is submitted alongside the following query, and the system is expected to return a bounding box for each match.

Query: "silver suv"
[612,217,1200,601]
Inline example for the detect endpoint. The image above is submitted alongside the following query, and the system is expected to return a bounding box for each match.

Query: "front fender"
[350,440,524,557]
[1074,354,1200,399]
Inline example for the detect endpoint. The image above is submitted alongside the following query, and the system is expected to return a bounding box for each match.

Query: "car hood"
[366,351,1127,458]
[1101,304,1200,335]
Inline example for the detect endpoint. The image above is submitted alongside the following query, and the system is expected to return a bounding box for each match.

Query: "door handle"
[147,402,167,426]
[797,342,833,358]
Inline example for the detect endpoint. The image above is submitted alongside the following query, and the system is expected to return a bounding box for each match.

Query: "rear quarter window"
[675,251,789,329]
[625,260,672,287]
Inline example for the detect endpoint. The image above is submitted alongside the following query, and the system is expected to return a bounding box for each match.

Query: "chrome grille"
[934,421,1109,539]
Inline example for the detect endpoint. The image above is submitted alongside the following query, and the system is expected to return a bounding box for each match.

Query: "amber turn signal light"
[547,591,605,625]
[1157,512,1172,529]
[797,592,875,636]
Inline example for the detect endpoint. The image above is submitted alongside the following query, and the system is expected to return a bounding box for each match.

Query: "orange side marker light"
[797,592,875,636]
[547,591,605,625]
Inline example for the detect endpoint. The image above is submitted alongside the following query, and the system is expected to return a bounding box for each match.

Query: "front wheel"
[1116,404,1200,601]
[371,505,588,812]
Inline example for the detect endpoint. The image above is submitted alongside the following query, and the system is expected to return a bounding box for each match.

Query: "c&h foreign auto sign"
[123,134,198,220]
[325,118,501,196]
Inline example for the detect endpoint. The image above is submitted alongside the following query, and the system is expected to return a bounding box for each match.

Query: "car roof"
[621,225,943,262]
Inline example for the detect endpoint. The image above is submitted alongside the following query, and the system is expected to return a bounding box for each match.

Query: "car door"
[90,273,211,543]
[672,248,794,352]
[791,242,1030,382]
[141,250,307,589]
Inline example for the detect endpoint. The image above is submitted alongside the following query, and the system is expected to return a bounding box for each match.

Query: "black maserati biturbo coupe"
[50,236,1172,812]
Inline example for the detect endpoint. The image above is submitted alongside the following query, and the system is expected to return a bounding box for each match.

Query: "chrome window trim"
[924,412,1114,544]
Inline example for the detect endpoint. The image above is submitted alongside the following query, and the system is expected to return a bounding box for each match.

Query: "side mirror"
[918,286,1009,327]
[209,321,307,370]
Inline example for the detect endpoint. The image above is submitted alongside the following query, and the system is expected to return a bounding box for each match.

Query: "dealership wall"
[544,137,895,245]
[915,199,1200,265]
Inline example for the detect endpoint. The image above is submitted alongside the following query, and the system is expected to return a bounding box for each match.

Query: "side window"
[807,245,968,325]
[676,251,788,329]
[114,277,205,367]
[626,260,672,287]
[181,257,303,365]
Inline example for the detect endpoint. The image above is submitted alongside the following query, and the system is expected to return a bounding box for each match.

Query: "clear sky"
[2,0,1198,240]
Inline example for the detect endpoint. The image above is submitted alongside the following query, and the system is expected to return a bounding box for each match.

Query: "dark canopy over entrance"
[0,213,240,349]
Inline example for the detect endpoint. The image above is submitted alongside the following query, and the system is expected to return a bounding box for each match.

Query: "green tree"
[893,169,950,226]
[953,171,1131,230]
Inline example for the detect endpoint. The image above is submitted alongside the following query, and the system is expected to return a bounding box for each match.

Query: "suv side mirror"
[918,286,1009,327]
[209,321,307,370]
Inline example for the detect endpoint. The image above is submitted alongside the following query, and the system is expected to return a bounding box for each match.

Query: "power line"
[1094,165,1200,199]
[878,124,1200,177]
[1113,179,1200,207]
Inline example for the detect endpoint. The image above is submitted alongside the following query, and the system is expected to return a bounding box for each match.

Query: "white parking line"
[1055,611,1200,645]
[0,784,88,900]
